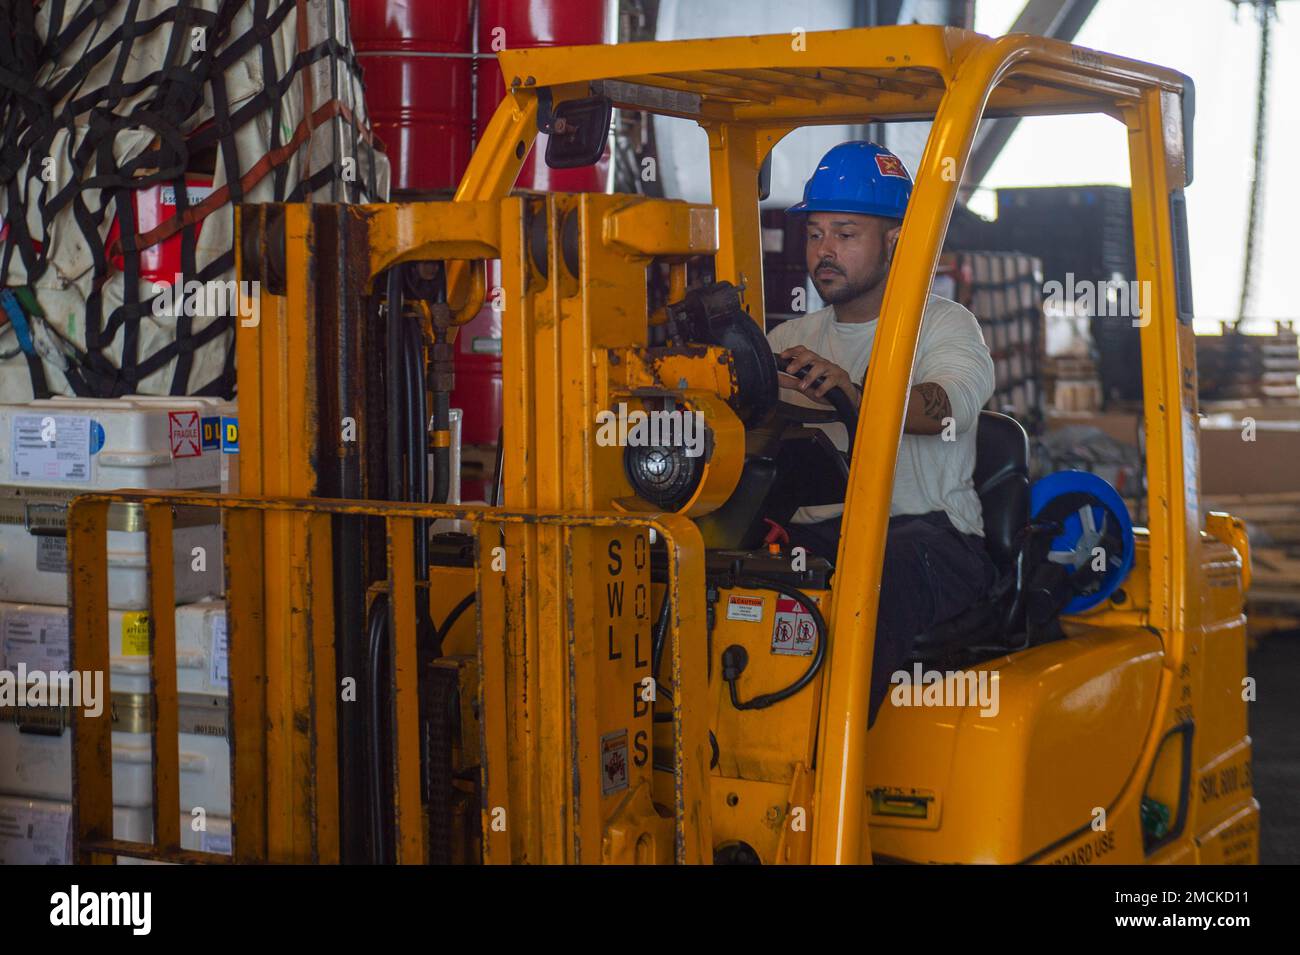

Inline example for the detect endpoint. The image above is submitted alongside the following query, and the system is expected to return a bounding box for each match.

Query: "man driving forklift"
[768,141,998,725]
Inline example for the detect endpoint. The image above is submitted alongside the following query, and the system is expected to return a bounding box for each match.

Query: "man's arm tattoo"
[916,382,951,423]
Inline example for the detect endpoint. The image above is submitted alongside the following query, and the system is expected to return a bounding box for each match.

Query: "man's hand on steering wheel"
[778,346,861,410]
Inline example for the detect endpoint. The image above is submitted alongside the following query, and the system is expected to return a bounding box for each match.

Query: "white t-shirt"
[766,294,995,537]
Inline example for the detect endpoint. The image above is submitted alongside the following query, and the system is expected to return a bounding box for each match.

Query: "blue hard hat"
[1030,470,1136,614]
[786,141,913,219]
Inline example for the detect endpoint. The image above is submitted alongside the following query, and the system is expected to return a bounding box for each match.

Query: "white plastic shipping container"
[0,794,143,864]
[0,396,233,608]
[0,599,228,695]
[0,725,231,815]
[0,396,233,491]
[1,600,230,812]
[0,794,231,864]
[0,520,224,608]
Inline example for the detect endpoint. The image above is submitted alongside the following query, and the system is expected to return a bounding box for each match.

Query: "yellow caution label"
[122,612,151,656]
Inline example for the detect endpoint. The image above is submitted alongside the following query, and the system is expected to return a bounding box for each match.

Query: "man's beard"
[816,247,891,306]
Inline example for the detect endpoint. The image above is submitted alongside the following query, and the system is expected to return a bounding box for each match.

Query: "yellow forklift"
[67,25,1257,865]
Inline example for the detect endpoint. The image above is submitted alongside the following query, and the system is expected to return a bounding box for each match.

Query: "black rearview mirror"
[544,96,613,169]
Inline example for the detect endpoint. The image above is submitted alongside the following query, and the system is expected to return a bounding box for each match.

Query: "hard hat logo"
[874,153,908,179]
[786,140,913,220]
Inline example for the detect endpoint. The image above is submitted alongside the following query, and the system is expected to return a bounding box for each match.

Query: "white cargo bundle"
[0,522,223,609]
[0,396,233,607]
[0,599,228,696]
[0,396,232,490]
[0,727,230,816]
[0,794,232,864]
[0,794,137,865]
[0,0,388,402]
[0,600,230,813]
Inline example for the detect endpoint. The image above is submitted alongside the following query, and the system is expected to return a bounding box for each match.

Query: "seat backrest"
[972,410,1029,570]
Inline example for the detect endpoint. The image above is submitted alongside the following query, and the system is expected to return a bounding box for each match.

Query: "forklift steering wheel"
[777,355,860,455]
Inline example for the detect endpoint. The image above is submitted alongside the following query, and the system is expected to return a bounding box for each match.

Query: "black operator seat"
[910,410,1031,657]
[972,410,1030,572]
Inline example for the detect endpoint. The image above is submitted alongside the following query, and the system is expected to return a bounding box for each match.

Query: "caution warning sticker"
[122,612,150,656]
[168,410,202,458]
[726,594,764,622]
[600,730,629,796]
[771,597,817,657]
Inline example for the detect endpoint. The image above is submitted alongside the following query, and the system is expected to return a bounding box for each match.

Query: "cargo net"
[0,0,390,400]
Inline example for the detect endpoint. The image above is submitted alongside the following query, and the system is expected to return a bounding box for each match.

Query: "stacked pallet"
[1198,323,1300,402]
[937,251,1046,426]
[1045,356,1103,412]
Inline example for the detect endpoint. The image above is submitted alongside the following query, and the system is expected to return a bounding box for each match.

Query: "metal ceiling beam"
[960,0,1101,202]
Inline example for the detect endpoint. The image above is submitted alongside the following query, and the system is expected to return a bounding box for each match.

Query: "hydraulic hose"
[431,388,451,506]
[385,269,405,504]
[720,575,828,711]
[437,592,476,646]
[403,315,430,585]
[366,593,393,864]
[650,585,672,689]
[429,299,454,509]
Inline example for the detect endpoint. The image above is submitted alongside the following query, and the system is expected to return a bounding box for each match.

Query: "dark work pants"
[786,510,996,728]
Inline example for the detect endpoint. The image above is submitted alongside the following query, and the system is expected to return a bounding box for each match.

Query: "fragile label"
[169,410,202,458]
[122,612,150,656]
[10,414,91,483]
[771,596,817,657]
[209,613,228,691]
[2,609,70,671]
[726,594,764,623]
[36,535,67,574]
[600,730,629,796]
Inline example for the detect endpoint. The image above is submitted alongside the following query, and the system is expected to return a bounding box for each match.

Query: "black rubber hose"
[648,588,676,707]
[650,586,671,687]
[432,391,451,505]
[385,269,405,503]
[722,575,828,710]
[490,425,505,506]
[366,594,393,864]
[428,302,451,507]
[398,312,443,657]
[403,317,429,572]
[437,592,476,645]
[653,732,719,773]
